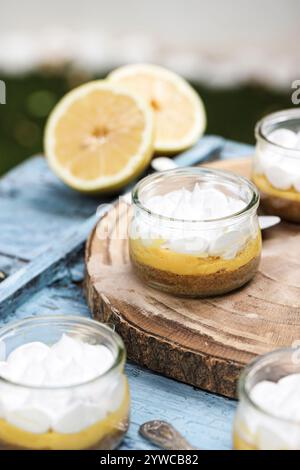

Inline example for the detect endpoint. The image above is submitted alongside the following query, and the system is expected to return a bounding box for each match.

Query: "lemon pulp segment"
[45,81,154,193]
[109,64,206,153]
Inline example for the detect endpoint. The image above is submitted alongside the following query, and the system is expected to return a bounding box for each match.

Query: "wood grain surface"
[86,158,300,398]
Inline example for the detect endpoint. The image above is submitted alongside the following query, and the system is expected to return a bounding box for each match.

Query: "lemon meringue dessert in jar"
[0,316,129,450]
[234,348,300,450]
[129,168,261,297]
[253,109,300,222]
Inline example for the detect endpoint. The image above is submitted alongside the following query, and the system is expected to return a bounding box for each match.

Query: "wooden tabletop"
[0,138,254,450]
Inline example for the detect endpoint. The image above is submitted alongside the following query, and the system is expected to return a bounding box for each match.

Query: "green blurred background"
[0,66,293,176]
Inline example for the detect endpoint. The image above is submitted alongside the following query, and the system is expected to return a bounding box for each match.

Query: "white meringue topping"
[268,128,299,148]
[134,184,256,259]
[144,184,246,221]
[242,373,300,449]
[0,335,123,434]
[256,128,300,192]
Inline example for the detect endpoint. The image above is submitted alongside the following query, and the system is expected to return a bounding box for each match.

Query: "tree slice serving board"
[85,158,300,398]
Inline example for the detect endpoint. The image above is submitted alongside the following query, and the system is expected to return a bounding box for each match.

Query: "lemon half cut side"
[109,64,206,154]
[44,81,154,193]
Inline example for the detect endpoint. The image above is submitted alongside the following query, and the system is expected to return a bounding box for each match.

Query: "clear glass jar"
[129,168,261,297]
[0,316,129,450]
[234,348,300,450]
[253,109,300,222]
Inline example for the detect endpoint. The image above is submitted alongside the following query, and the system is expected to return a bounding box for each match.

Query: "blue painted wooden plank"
[0,212,103,321]
[0,254,26,278]
[10,279,91,324]
[174,135,224,166]
[123,363,235,450]
[222,139,254,158]
[0,156,101,217]
[0,136,252,450]
[0,157,101,260]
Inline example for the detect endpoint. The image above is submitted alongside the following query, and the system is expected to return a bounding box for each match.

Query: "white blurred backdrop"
[1,0,300,87]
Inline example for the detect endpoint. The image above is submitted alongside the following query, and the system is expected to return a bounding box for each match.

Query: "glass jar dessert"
[234,348,300,450]
[129,168,261,297]
[253,109,300,222]
[0,316,129,450]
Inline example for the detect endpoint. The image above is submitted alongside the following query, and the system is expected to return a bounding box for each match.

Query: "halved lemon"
[108,64,206,154]
[44,81,154,193]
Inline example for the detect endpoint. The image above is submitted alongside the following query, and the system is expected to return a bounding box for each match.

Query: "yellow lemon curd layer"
[233,422,290,451]
[129,235,261,276]
[233,431,257,450]
[233,419,258,450]
[0,382,129,450]
[253,173,300,202]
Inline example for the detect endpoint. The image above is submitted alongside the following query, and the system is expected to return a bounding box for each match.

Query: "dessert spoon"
[139,420,196,450]
[258,215,281,230]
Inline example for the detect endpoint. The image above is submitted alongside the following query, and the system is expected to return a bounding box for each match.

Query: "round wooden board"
[85,158,300,398]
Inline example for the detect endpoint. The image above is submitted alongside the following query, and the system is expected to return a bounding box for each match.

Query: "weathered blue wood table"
[0,136,253,450]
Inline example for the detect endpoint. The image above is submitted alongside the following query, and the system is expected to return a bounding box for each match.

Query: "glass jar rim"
[0,315,125,391]
[132,167,259,225]
[238,347,300,426]
[255,108,300,157]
